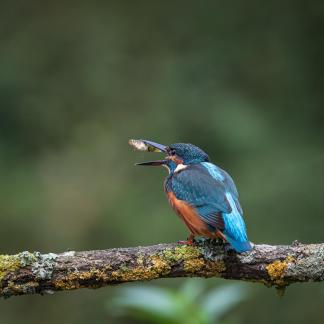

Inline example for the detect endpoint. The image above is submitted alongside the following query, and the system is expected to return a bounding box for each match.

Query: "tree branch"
[0,241,323,298]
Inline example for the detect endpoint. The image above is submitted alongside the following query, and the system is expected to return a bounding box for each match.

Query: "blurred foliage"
[0,0,323,323]
[110,280,248,324]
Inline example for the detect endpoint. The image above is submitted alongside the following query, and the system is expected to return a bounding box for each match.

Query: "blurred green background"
[0,0,323,323]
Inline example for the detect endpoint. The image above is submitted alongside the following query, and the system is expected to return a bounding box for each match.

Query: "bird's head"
[167,143,210,164]
[129,139,209,173]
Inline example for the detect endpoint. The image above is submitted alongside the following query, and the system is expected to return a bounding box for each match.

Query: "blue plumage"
[166,162,251,252]
[223,192,251,252]
[133,140,252,253]
[201,162,250,251]
[166,164,230,229]
[201,162,225,181]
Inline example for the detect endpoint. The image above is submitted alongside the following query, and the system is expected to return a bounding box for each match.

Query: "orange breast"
[167,192,216,238]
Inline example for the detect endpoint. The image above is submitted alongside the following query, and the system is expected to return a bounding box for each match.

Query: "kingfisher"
[129,139,252,253]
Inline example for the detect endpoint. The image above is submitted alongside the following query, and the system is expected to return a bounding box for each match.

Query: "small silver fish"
[128,139,163,152]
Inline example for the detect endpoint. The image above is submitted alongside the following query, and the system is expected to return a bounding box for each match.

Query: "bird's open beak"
[129,139,168,166]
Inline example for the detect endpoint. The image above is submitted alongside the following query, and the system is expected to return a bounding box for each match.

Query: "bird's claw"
[178,234,194,245]
[177,240,194,245]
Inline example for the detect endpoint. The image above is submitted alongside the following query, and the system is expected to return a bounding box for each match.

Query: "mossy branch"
[0,241,323,298]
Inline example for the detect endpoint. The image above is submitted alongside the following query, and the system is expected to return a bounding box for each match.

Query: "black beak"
[135,159,167,166]
[139,140,168,153]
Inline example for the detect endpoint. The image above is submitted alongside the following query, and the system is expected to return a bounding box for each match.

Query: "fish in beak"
[129,139,168,166]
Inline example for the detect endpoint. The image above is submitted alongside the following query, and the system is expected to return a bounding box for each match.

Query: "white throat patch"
[174,164,187,173]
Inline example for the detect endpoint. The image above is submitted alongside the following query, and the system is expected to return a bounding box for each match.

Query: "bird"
[130,139,252,253]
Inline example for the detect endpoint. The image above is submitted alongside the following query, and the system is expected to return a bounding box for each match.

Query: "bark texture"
[0,240,323,298]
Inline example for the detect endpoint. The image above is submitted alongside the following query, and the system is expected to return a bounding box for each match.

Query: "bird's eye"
[170,149,176,155]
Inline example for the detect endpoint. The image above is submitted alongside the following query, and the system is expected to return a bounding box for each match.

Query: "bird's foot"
[177,240,193,245]
[178,234,194,245]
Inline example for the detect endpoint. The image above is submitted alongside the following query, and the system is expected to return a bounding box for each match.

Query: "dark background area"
[0,1,323,323]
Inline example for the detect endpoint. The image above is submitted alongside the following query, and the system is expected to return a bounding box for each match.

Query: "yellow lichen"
[163,245,201,262]
[266,256,295,286]
[184,258,205,273]
[0,255,21,282]
[54,267,110,290]
[111,266,154,282]
[205,261,226,276]
[54,278,81,290]
[162,245,226,277]
[53,256,173,290]
[111,255,171,282]
[183,259,226,276]
[151,256,171,274]
[50,245,227,291]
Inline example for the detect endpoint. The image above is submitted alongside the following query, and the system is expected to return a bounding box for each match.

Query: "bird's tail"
[224,235,252,253]
[223,192,253,253]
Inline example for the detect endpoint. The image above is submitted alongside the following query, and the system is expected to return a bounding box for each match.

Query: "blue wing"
[201,162,242,213]
[201,162,238,197]
[168,164,231,231]
[168,163,251,252]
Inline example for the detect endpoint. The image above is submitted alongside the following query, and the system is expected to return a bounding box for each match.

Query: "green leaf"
[201,284,248,321]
